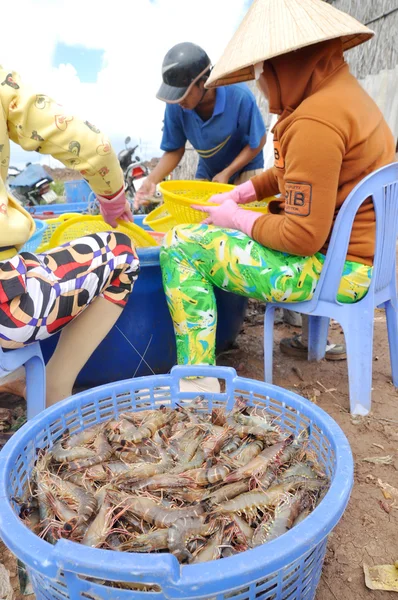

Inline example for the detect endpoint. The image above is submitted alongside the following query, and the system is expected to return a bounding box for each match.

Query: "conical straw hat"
[207,0,374,88]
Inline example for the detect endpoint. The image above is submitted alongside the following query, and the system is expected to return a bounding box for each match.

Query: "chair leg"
[308,316,330,361]
[264,305,276,383]
[343,311,373,416]
[385,300,398,387]
[25,355,46,420]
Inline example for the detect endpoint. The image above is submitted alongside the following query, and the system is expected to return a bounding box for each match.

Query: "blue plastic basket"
[0,366,353,600]
[27,202,89,216]
[64,180,93,203]
[20,219,48,253]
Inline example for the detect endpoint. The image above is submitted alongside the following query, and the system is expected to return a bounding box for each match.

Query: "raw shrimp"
[231,439,264,466]
[170,449,205,474]
[127,474,194,492]
[50,441,96,463]
[168,517,218,562]
[203,480,250,506]
[85,461,134,482]
[202,428,231,459]
[232,514,254,544]
[110,493,204,528]
[26,401,330,564]
[277,426,310,467]
[256,468,278,491]
[168,426,204,462]
[186,462,231,486]
[122,529,169,552]
[252,489,313,547]
[279,462,320,481]
[212,482,294,517]
[211,408,226,426]
[130,409,175,443]
[191,525,224,563]
[105,418,139,444]
[69,433,112,471]
[225,435,294,483]
[221,434,242,455]
[82,489,113,547]
[64,423,104,449]
[44,474,97,526]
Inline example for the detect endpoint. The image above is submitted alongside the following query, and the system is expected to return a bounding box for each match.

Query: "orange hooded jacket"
[251,39,395,266]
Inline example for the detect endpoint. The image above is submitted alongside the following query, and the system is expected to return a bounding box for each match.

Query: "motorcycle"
[118,137,162,213]
[87,137,163,217]
[9,163,57,206]
[118,137,148,201]
[6,165,22,188]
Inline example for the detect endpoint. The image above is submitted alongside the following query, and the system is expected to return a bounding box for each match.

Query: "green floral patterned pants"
[160,224,372,366]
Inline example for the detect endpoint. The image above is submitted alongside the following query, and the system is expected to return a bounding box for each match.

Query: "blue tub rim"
[136,244,161,266]
[0,365,353,592]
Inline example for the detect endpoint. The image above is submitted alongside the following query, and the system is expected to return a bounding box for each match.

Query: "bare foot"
[0,378,26,399]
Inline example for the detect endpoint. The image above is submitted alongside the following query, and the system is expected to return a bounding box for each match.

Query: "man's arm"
[214,88,267,184]
[134,147,185,207]
[147,147,185,185]
[135,104,187,205]
[213,134,266,183]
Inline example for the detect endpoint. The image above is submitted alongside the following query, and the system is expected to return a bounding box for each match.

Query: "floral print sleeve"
[0,67,123,197]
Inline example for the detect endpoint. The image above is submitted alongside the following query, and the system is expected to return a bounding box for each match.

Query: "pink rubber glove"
[192,198,261,237]
[210,180,257,205]
[97,188,134,228]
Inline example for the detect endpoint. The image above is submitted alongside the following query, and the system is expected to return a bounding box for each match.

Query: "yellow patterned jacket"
[0,66,124,260]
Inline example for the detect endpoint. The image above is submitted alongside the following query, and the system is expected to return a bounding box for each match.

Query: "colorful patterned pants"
[0,232,139,349]
[160,224,372,366]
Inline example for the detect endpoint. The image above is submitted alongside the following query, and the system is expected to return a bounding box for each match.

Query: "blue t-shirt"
[161,84,265,183]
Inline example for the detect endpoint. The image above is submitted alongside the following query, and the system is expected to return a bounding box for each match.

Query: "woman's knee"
[163,224,197,249]
[111,231,134,249]
[94,231,138,263]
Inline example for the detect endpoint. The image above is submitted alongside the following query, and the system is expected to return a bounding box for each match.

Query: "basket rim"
[32,219,48,233]
[159,179,235,206]
[48,214,157,249]
[0,366,353,590]
[143,204,173,223]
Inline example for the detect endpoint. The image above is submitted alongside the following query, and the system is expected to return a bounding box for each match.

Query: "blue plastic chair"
[0,343,45,420]
[264,163,398,416]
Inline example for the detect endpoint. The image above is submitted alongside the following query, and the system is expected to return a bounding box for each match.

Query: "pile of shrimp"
[17,396,329,565]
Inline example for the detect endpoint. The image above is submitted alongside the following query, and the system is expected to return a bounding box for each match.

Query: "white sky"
[4,0,249,168]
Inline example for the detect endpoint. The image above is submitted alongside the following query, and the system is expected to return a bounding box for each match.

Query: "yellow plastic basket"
[36,213,82,252]
[48,215,158,249]
[159,180,271,224]
[143,204,178,233]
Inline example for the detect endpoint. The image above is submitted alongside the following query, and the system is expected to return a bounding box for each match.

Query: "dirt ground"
[0,300,397,599]
[219,301,398,600]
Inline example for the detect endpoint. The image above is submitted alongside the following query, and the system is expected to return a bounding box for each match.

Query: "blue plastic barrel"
[64,180,94,204]
[40,247,247,385]
[132,214,148,229]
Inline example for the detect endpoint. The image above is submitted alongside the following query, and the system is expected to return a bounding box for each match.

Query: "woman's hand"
[193,198,239,227]
[192,198,261,237]
[97,189,133,228]
[209,179,257,205]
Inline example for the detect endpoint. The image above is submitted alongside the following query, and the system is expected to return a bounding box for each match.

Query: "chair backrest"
[310,163,398,305]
